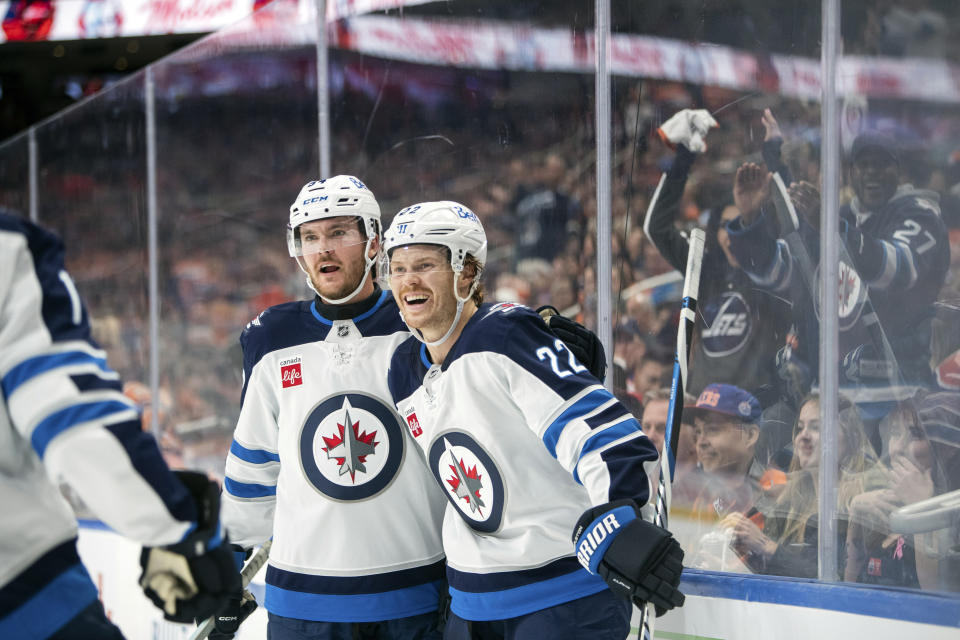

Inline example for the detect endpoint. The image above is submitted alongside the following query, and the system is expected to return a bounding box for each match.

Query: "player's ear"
[368,235,381,259]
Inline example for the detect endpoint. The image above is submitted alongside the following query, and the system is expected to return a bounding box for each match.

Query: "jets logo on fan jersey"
[428,431,504,533]
[700,291,752,357]
[299,392,404,501]
[814,260,866,330]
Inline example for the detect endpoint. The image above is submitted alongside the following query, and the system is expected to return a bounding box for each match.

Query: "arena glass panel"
[834,0,960,595]
[0,131,30,218]
[334,3,599,338]
[31,77,151,413]
[29,75,152,516]
[152,0,319,477]
[606,1,830,583]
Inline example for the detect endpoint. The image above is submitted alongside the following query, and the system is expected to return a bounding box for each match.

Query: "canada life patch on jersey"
[299,392,404,501]
[280,355,303,388]
[404,408,423,437]
[428,431,504,533]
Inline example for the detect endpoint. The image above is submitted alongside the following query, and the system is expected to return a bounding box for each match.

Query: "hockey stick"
[768,173,901,387]
[188,539,272,640]
[637,228,705,640]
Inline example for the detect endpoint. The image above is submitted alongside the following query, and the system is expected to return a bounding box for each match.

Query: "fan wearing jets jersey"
[645,108,792,399]
[384,201,685,639]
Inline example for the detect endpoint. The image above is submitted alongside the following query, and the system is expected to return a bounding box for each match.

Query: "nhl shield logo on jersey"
[428,432,504,533]
[299,392,404,501]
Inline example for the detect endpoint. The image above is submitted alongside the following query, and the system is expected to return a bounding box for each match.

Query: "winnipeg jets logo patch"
[299,393,404,501]
[700,291,752,357]
[428,432,504,533]
[814,260,865,330]
[322,404,378,481]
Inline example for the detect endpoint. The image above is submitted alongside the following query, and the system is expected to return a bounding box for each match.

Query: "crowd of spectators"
[2,1,960,595]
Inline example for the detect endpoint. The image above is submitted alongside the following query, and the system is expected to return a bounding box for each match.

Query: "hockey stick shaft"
[188,539,273,640]
[664,228,705,487]
[640,228,704,640]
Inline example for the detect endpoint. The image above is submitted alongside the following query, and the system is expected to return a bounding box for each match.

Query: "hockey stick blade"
[188,539,273,640]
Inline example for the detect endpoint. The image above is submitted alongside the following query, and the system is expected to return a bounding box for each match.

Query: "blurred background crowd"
[2,0,959,597]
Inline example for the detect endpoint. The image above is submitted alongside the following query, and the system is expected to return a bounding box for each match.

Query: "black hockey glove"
[537,305,607,381]
[139,470,242,624]
[573,499,685,616]
[210,589,258,639]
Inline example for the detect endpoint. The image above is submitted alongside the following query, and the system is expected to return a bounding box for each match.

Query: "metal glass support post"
[818,0,841,582]
[145,67,162,440]
[595,0,613,390]
[28,127,38,223]
[315,0,331,177]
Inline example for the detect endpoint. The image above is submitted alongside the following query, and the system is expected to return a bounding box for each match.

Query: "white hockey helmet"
[383,200,487,273]
[287,176,382,304]
[383,201,487,346]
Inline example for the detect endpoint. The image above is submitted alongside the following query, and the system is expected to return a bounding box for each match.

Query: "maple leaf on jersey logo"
[322,408,378,482]
[443,438,485,514]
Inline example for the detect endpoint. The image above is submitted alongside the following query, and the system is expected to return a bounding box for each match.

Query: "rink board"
[655,569,960,640]
[78,524,958,640]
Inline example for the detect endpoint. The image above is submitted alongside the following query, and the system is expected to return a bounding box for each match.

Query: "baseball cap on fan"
[687,383,762,423]
[850,131,900,167]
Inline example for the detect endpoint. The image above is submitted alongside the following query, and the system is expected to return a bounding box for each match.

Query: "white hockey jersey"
[387,302,659,621]
[0,213,199,639]
[221,290,447,623]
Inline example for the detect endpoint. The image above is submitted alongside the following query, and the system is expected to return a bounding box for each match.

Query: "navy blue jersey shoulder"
[0,210,92,343]
[447,303,602,401]
[352,291,408,337]
[240,300,329,401]
[387,336,429,405]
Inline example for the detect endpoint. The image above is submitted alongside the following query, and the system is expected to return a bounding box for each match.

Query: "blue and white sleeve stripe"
[538,385,656,505]
[746,239,794,293]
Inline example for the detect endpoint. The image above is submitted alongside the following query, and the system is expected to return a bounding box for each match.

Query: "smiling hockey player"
[384,201,685,639]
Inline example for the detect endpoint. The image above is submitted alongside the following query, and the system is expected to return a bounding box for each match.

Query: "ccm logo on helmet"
[575,513,622,570]
[303,196,329,205]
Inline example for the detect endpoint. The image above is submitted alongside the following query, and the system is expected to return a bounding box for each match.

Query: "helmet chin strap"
[403,269,477,348]
[298,236,377,305]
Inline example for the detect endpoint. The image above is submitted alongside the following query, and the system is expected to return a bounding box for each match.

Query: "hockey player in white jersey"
[384,202,685,639]
[0,210,240,639]
[216,176,450,640]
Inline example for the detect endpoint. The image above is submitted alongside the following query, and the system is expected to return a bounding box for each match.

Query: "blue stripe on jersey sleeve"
[224,476,277,498]
[0,562,98,640]
[542,389,612,458]
[103,420,198,523]
[572,418,642,484]
[31,399,133,458]
[584,402,633,430]
[69,373,122,393]
[601,436,658,504]
[2,350,109,397]
[230,440,280,464]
